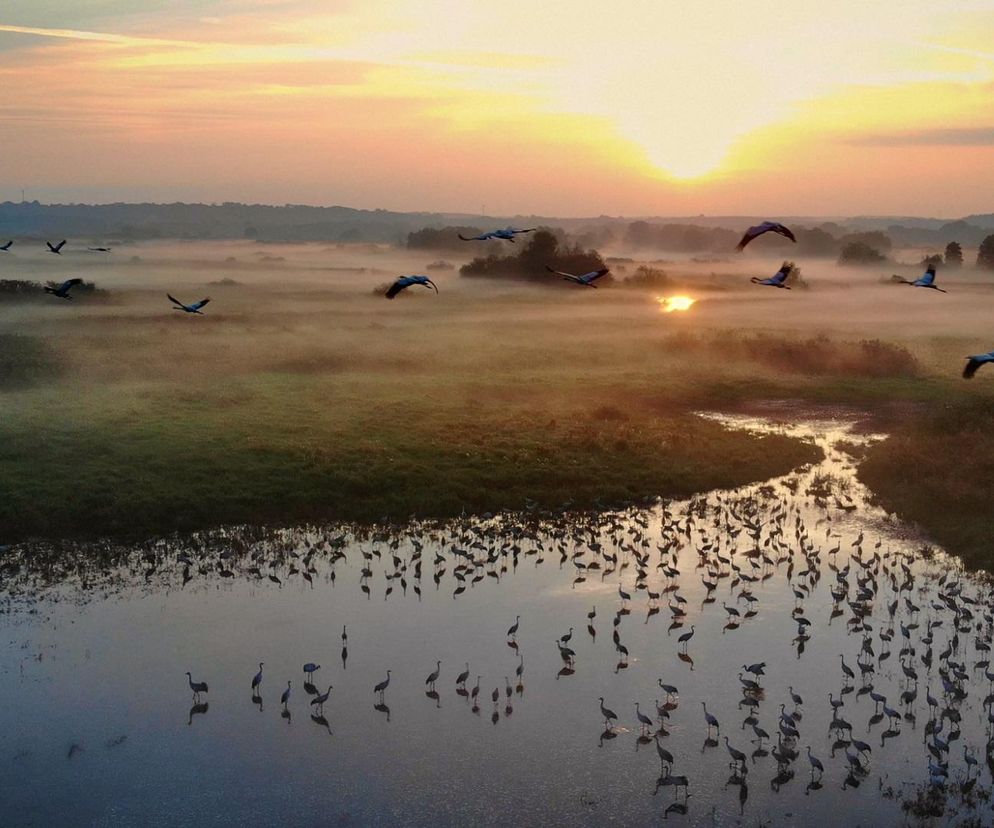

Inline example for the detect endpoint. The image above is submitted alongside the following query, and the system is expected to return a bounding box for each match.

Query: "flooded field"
[2,413,992,827]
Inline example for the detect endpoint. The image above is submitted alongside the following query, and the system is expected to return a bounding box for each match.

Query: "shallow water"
[2,412,992,827]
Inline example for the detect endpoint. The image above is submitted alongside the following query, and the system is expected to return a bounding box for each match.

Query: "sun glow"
[657,295,697,313]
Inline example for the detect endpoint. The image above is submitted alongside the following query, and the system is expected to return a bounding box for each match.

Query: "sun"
[656,295,696,313]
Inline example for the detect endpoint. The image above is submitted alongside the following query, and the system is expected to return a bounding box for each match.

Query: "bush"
[664,333,919,378]
[0,279,43,301]
[838,241,886,266]
[622,265,670,290]
[460,230,607,284]
[408,226,484,249]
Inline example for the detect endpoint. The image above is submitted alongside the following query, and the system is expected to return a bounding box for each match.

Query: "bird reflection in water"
[188,702,209,726]
[310,713,332,735]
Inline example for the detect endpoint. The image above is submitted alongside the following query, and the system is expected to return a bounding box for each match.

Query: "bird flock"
[4,417,994,821]
[44,420,967,822]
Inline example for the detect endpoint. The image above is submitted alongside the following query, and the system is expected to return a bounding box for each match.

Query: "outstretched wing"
[916,270,936,286]
[545,264,574,279]
[580,269,610,284]
[0,240,12,250]
[736,221,794,251]
[60,277,84,292]
[167,293,186,308]
[459,233,488,241]
[189,298,210,311]
[385,279,408,299]
[54,240,66,252]
[735,223,771,252]
[964,352,994,379]
[773,224,797,243]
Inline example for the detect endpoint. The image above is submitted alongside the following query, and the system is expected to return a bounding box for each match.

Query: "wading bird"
[735,222,796,251]
[894,265,946,293]
[46,240,66,254]
[374,670,392,699]
[310,685,333,712]
[251,662,264,692]
[425,660,441,691]
[458,227,536,242]
[963,349,994,379]
[44,278,83,299]
[168,294,210,314]
[701,701,719,735]
[751,262,793,289]
[303,663,321,679]
[281,681,292,709]
[545,265,609,288]
[185,672,208,700]
[385,275,437,299]
[599,697,618,728]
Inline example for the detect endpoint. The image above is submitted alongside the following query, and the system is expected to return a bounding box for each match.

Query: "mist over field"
[2,229,993,556]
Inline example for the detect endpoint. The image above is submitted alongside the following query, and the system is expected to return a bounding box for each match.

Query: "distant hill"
[0,200,989,247]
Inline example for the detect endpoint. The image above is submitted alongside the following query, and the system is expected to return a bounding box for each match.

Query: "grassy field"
[2,239,994,562]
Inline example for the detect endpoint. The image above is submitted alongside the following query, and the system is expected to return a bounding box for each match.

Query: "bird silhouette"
[44,278,83,299]
[384,275,437,299]
[735,221,796,251]
[168,294,210,314]
[545,265,609,288]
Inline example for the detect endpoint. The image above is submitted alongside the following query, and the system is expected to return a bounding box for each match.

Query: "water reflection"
[2,413,994,825]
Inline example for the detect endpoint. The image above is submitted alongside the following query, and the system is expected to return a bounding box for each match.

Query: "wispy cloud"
[850,127,994,146]
[0,23,191,48]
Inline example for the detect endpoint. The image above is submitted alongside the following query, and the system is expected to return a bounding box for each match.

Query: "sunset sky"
[2,1,994,216]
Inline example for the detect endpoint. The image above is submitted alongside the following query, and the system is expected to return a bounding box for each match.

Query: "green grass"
[0,374,819,542]
[5,274,994,559]
[860,397,994,571]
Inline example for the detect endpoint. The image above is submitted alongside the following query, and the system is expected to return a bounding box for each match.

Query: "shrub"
[838,241,886,266]
[622,265,670,290]
[460,230,607,284]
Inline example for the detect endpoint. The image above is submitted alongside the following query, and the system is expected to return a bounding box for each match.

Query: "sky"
[2,1,994,217]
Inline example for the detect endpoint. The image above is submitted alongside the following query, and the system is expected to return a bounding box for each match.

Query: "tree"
[838,241,885,266]
[944,241,963,268]
[920,253,943,269]
[977,235,994,270]
[838,231,892,253]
